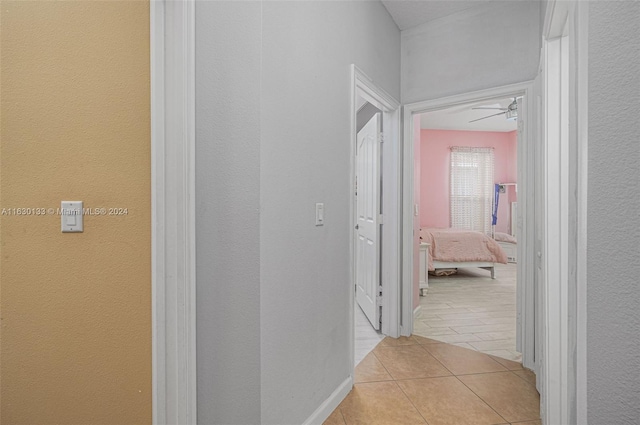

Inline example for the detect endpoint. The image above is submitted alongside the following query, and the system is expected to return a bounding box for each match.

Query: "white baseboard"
[302,376,352,425]
[414,305,422,320]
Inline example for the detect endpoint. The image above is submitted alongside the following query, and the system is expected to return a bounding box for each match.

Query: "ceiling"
[380,1,528,131]
[420,97,518,132]
[381,0,497,31]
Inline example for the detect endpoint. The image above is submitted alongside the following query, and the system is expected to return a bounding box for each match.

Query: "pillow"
[495,232,517,244]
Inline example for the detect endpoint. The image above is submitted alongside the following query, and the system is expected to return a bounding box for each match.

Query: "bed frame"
[432,261,497,279]
[497,241,517,263]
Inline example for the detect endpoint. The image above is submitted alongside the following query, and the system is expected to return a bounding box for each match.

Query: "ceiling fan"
[469,98,518,123]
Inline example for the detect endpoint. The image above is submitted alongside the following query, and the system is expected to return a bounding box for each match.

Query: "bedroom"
[413,97,521,361]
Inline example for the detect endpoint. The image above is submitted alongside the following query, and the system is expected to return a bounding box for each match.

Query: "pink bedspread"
[420,228,507,271]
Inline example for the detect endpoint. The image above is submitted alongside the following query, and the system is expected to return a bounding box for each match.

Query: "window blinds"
[450,146,495,235]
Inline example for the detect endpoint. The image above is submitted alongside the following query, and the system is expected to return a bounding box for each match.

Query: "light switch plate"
[61,201,83,233]
[315,203,324,226]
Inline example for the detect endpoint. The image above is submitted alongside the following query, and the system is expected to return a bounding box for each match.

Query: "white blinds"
[450,146,495,235]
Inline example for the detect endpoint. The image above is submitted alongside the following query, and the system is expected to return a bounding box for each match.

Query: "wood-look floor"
[415,263,521,361]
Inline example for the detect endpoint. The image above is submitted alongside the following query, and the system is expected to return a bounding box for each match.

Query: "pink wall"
[413,116,421,309]
[419,129,517,235]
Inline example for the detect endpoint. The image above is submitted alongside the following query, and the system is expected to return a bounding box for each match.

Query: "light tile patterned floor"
[414,263,521,361]
[325,336,540,425]
[354,302,385,366]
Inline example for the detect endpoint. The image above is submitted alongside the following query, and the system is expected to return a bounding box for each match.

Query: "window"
[450,146,494,235]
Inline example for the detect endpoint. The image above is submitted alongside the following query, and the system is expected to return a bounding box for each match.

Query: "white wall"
[401,0,541,103]
[195,1,400,424]
[587,1,640,423]
[195,2,262,423]
[260,2,399,423]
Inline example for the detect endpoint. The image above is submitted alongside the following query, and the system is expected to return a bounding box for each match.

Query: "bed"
[419,228,508,280]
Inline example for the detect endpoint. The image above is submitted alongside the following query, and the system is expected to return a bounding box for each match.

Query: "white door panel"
[356,113,381,330]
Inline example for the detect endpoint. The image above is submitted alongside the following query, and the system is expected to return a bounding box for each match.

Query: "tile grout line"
[393,378,431,425]
[369,342,395,382]
[452,373,509,425]
[388,367,510,383]
[509,369,538,389]
[372,339,456,381]
[414,342,457,377]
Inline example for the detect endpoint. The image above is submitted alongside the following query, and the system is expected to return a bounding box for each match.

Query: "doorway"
[401,82,538,374]
[412,96,522,362]
[353,101,385,365]
[349,65,400,372]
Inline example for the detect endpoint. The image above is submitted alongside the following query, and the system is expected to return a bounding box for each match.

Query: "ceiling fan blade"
[472,107,508,111]
[469,111,507,123]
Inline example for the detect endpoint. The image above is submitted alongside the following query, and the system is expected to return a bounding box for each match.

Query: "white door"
[355,113,382,330]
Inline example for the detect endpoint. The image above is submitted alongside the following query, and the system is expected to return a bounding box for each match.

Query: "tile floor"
[325,335,540,425]
[355,302,385,365]
[414,263,521,361]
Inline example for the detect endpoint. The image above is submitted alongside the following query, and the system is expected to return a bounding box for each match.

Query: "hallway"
[325,336,539,425]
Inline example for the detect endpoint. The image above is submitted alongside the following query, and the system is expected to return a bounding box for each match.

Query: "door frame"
[151,1,197,424]
[401,82,537,355]
[540,1,589,423]
[349,65,401,376]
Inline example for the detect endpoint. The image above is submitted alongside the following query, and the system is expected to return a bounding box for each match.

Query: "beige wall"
[0,2,151,423]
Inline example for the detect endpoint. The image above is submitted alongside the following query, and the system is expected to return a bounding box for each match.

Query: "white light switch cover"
[315,203,324,226]
[61,201,83,232]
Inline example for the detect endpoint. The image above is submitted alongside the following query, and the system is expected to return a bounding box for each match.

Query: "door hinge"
[378,214,384,224]
[378,133,384,143]
[376,294,383,307]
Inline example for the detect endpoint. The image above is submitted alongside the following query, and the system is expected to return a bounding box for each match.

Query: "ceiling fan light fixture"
[468,97,519,123]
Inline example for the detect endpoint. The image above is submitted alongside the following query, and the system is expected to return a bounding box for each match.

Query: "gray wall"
[260,2,399,423]
[195,1,640,423]
[196,2,262,424]
[195,1,400,423]
[401,0,541,103]
[587,2,640,423]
